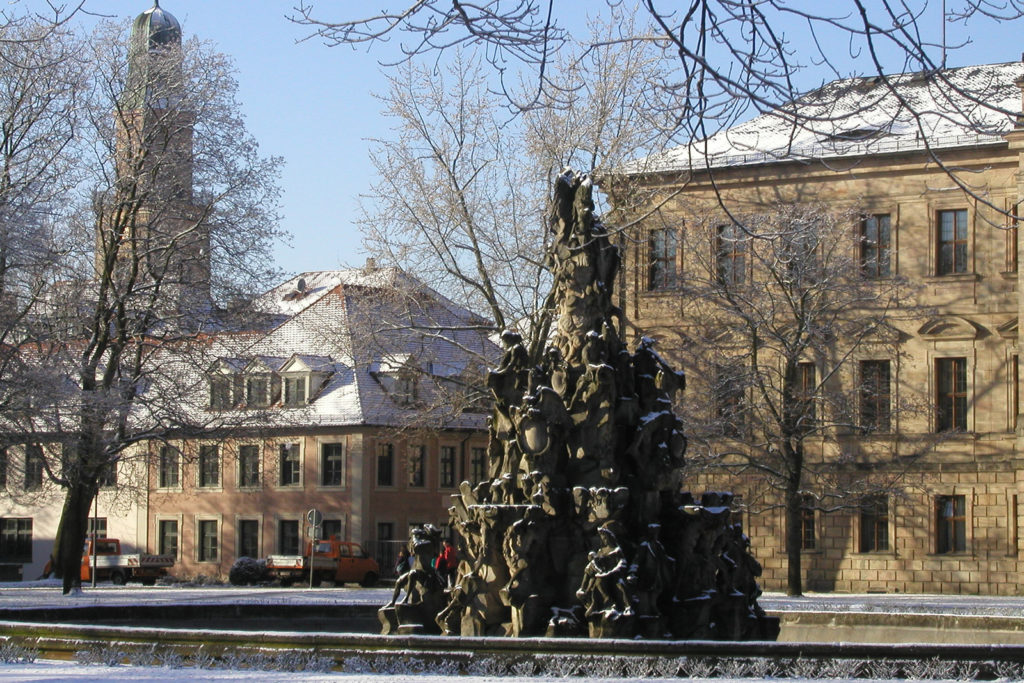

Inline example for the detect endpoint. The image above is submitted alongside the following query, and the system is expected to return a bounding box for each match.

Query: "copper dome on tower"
[132,1,181,50]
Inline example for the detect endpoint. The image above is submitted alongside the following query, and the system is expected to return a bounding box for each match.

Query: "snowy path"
[3,580,1024,617]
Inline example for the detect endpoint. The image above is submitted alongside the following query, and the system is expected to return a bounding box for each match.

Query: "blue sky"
[36,1,1024,277]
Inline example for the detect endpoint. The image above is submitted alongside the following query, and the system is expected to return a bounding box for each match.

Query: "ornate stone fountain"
[379,170,779,641]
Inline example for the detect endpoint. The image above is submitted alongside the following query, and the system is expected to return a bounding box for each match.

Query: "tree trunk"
[53,480,95,594]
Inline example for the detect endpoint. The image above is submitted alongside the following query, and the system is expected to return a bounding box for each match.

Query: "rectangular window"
[210,375,233,409]
[88,517,107,540]
[1011,494,1019,557]
[648,227,678,290]
[470,447,487,484]
[278,519,299,555]
[198,445,219,488]
[24,445,43,490]
[797,361,816,424]
[937,208,969,275]
[237,519,259,559]
[407,445,425,487]
[321,443,344,486]
[800,496,816,551]
[377,443,394,487]
[246,375,270,407]
[1006,212,1018,273]
[859,496,889,552]
[0,519,32,563]
[238,445,260,488]
[936,357,968,432]
[714,364,745,437]
[279,443,300,486]
[377,521,394,543]
[440,446,456,488]
[322,518,342,541]
[158,519,178,557]
[158,446,180,488]
[936,494,967,553]
[197,520,218,562]
[860,360,891,432]
[717,223,746,285]
[861,213,892,277]
[283,376,307,406]
[1013,355,1020,432]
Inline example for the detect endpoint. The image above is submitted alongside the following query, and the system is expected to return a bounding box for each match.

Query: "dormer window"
[210,375,233,409]
[246,374,270,407]
[209,358,245,410]
[283,375,307,406]
[393,372,418,405]
[277,354,332,408]
[371,354,420,406]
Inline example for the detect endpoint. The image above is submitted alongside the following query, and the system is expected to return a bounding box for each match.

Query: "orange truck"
[80,538,174,586]
[265,537,379,587]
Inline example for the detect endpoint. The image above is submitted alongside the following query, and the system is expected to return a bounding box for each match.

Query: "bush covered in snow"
[229,557,267,586]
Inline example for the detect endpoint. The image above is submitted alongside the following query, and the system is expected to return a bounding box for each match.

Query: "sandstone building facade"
[616,61,1024,594]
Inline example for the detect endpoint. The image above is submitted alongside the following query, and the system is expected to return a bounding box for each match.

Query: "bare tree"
[0,10,87,383]
[358,12,679,377]
[295,2,1024,207]
[639,203,937,595]
[0,18,284,594]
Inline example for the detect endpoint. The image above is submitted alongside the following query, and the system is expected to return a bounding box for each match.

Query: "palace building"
[613,61,1024,594]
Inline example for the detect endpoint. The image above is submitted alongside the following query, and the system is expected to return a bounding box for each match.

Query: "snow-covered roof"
[1,268,496,439]
[642,61,1024,173]
[207,268,497,431]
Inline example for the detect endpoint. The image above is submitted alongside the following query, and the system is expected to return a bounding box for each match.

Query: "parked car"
[265,537,379,587]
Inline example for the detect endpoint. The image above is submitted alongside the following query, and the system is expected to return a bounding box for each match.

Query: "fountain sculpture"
[379,170,779,641]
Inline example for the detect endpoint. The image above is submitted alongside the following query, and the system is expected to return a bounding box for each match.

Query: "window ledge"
[926,552,972,558]
[1000,270,1018,280]
[925,272,979,283]
[196,486,224,493]
[934,431,975,440]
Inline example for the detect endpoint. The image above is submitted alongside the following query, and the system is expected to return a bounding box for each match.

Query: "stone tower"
[97,1,210,308]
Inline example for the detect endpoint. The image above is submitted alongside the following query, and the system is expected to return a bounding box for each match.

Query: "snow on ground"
[3,581,1024,617]
[0,580,391,609]
[0,663,940,683]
